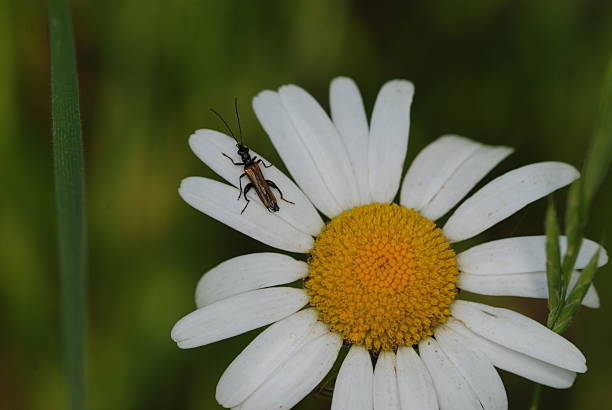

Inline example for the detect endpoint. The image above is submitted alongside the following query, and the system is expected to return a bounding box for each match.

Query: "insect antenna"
[234,97,244,145]
[210,108,238,142]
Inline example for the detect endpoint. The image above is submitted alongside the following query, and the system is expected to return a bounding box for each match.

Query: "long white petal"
[253,90,343,217]
[401,135,481,211]
[395,346,438,410]
[189,129,324,236]
[443,162,579,242]
[239,332,342,410]
[179,177,313,253]
[332,345,374,410]
[418,337,481,410]
[171,287,309,348]
[445,318,576,388]
[330,77,371,205]
[435,326,507,410]
[216,309,319,407]
[457,236,608,274]
[450,300,586,372]
[421,145,514,220]
[279,84,360,209]
[457,271,600,308]
[368,80,414,203]
[374,351,401,410]
[195,253,308,307]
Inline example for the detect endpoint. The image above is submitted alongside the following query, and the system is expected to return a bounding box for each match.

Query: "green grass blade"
[561,180,584,293]
[48,0,87,409]
[544,198,563,327]
[532,56,612,410]
[560,58,612,300]
[582,57,612,208]
[555,57,612,334]
[553,249,600,334]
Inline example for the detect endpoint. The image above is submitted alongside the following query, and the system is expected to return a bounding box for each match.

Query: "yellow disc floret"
[305,203,458,351]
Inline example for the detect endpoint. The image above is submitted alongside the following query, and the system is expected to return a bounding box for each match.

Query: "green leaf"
[553,248,600,334]
[48,0,87,409]
[544,198,563,327]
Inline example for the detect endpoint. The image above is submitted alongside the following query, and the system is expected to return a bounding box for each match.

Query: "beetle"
[211,100,294,214]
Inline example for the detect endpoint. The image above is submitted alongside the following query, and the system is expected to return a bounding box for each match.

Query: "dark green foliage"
[2,1,612,410]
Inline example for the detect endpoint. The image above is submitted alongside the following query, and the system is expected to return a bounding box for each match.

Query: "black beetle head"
[236,143,250,161]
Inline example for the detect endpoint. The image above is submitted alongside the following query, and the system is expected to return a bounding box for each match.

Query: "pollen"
[305,203,458,351]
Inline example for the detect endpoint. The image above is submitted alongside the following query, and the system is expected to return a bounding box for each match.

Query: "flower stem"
[529,384,542,410]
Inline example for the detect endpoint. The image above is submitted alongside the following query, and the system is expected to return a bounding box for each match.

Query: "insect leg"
[237,173,247,200]
[241,183,254,214]
[257,159,273,168]
[266,180,295,204]
[222,152,244,166]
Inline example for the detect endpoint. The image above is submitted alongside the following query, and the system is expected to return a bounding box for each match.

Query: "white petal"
[279,84,360,209]
[216,309,319,407]
[171,287,309,348]
[450,300,586,372]
[435,326,507,410]
[418,337,481,410]
[421,145,514,220]
[395,346,438,410]
[374,351,401,410]
[179,177,313,253]
[330,77,371,205]
[189,129,324,236]
[253,90,343,218]
[239,332,342,410]
[368,80,414,203]
[332,345,374,410]
[457,271,600,308]
[401,135,481,211]
[457,236,608,274]
[445,317,576,388]
[195,253,308,307]
[443,162,580,242]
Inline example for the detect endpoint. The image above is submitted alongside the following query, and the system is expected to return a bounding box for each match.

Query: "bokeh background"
[2,0,612,409]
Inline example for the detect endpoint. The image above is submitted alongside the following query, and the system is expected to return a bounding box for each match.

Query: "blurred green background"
[2,0,612,409]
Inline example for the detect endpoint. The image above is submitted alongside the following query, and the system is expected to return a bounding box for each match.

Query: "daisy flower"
[172,77,608,410]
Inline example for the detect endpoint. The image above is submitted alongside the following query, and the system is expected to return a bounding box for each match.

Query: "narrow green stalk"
[48,0,87,409]
[529,384,542,410]
[544,199,562,327]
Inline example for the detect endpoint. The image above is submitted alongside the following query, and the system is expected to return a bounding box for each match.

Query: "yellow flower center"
[305,203,458,351]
